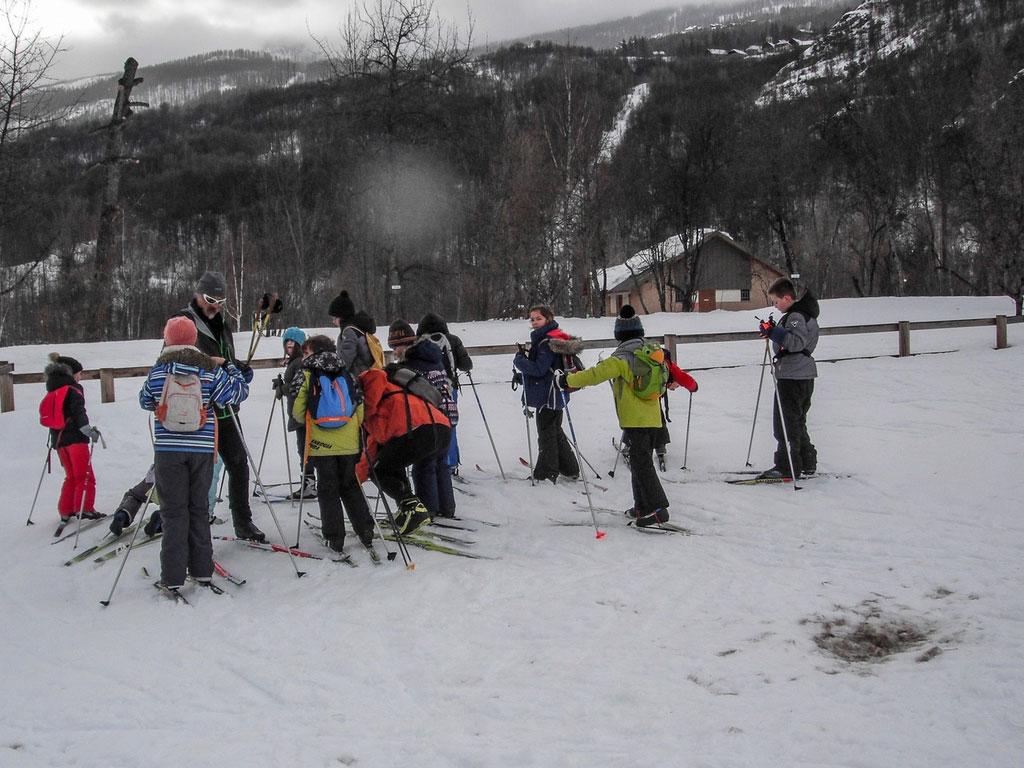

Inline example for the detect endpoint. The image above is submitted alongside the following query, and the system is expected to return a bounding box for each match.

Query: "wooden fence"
[1,314,1018,413]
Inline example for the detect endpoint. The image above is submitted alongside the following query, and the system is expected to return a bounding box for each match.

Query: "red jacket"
[668,361,698,393]
[356,368,451,482]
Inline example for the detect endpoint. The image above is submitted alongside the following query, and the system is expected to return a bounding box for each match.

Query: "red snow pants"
[57,443,96,517]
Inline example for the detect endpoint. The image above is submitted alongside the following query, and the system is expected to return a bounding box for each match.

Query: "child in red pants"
[42,354,102,522]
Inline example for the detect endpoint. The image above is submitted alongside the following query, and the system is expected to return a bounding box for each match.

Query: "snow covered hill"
[2,296,1022,767]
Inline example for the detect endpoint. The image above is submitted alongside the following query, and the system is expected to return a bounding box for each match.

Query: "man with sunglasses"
[177,270,264,542]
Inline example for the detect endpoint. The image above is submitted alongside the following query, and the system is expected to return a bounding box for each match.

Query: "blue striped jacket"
[139,345,249,453]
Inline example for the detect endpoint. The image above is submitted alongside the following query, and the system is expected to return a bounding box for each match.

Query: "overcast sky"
[32,1,686,80]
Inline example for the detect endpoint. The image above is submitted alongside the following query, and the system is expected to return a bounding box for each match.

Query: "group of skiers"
[40,270,820,594]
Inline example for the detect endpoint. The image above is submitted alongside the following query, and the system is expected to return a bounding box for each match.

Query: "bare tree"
[0,0,65,298]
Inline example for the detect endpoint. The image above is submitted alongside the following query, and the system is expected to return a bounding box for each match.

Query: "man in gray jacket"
[758,278,819,479]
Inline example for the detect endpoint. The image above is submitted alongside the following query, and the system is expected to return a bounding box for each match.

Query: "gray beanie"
[613,305,645,341]
[196,270,227,297]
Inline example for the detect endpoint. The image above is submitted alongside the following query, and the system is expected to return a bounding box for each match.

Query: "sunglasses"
[202,294,228,306]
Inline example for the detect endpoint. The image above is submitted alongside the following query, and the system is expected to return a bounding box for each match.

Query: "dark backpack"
[383,364,443,409]
[307,369,363,429]
[39,386,70,430]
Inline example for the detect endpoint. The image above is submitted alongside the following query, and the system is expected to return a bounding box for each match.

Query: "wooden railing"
[1,314,1017,413]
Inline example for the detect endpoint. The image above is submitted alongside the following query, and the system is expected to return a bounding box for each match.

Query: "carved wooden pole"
[92,58,146,339]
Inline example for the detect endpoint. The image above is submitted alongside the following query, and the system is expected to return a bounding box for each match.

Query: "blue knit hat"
[282,326,306,347]
[614,305,645,341]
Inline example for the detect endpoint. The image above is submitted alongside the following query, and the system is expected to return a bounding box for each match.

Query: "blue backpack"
[309,371,361,429]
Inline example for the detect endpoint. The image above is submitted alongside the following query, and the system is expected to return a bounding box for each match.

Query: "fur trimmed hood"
[44,361,79,392]
[156,345,216,370]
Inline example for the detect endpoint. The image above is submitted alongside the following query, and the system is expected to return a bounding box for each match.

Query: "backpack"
[308,370,362,429]
[156,371,207,432]
[349,326,385,370]
[423,332,457,385]
[422,367,458,425]
[383,364,444,409]
[547,335,584,373]
[626,342,669,401]
[39,386,70,430]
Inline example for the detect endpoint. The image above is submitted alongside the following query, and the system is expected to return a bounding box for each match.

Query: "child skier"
[512,305,581,483]
[292,335,375,553]
[277,326,316,499]
[139,317,249,593]
[41,353,103,524]
[756,278,820,479]
[328,290,385,374]
[390,320,457,519]
[416,312,472,474]
[560,306,670,527]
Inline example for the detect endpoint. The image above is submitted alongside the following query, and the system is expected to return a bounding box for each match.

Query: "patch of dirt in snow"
[804,597,937,663]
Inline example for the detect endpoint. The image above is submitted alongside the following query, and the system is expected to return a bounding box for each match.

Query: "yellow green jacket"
[565,340,663,428]
[292,368,364,458]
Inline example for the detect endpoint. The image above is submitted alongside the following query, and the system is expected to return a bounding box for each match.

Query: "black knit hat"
[48,352,83,374]
[388,319,416,348]
[614,305,645,341]
[195,270,227,297]
[328,290,356,321]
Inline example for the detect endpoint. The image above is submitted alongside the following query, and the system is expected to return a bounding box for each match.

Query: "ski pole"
[369,464,414,569]
[522,398,535,487]
[359,480,397,561]
[681,391,693,471]
[252,391,278,494]
[99,486,155,607]
[744,340,770,467]
[279,395,295,500]
[768,357,801,491]
[228,409,306,577]
[466,371,506,480]
[73,440,99,549]
[574,445,603,480]
[293,455,309,549]
[608,436,622,478]
[25,445,53,526]
[558,387,604,539]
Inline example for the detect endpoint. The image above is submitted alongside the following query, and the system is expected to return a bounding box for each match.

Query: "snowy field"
[1,296,1022,767]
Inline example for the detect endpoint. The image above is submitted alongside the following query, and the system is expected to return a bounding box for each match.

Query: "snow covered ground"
[2,296,1022,767]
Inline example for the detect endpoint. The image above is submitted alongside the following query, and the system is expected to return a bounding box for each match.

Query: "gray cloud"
[47,1,691,79]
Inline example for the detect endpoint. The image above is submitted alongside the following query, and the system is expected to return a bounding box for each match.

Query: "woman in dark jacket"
[512,305,580,483]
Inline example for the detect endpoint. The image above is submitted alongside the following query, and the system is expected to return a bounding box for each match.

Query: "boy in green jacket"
[559,306,670,527]
[292,335,374,553]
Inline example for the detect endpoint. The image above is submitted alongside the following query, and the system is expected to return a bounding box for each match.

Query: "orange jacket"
[356,368,451,482]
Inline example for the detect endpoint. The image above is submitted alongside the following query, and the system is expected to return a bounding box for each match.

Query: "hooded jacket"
[139,345,249,453]
[772,292,820,380]
[417,312,473,374]
[291,351,364,457]
[402,338,458,425]
[512,321,574,410]
[356,366,451,482]
[338,311,378,375]
[565,337,663,428]
[43,360,90,448]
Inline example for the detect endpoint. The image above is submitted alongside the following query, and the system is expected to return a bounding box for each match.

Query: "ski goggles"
[202,294,228,306]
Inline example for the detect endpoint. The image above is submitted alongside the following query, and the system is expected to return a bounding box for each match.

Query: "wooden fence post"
[995,315,1007,349]
[898,321,911,357]
[100,368,116,403]
[0,362,13,413]
[663,333,677,362]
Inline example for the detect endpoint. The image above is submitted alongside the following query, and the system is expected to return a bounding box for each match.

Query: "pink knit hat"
[163,316,198,347]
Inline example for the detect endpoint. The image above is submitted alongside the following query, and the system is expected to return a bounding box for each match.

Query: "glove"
[766,325,787,345]
[511,370,523,388]
[757,316,776,336]
[554,371,570,391]
[109,509,131,537]
[272,375,287,400]
[144,510,163,537]
[238,363,254,384]
[80,425,101,443]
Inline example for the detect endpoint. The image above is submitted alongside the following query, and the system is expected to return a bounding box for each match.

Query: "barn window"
[741,289,750,301]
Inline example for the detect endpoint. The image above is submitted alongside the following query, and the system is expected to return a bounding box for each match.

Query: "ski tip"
[595,530,607,540]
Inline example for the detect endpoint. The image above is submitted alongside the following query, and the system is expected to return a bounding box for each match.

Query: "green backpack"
[628,343,669,400]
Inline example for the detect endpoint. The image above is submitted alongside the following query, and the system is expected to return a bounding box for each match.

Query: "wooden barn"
[599,230,786,315]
